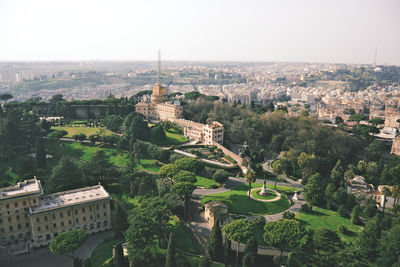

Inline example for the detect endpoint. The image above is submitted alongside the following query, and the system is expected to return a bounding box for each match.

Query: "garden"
[201,183,295,216]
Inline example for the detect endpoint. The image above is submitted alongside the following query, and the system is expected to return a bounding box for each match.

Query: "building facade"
[135,83,183,121]
[0,178,111,251]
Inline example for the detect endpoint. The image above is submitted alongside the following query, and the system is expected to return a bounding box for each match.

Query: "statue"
[260,180,268,196]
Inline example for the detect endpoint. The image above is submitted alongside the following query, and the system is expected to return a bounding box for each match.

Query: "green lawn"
[170,216,200,255]
[51,126,115,138]
[165,128,187,145]
[296,206,363,243]
[90,237,122,267]
[136,159,163,173]
[251,189,277,200]
[194,176,221,189]
[201,183,291,216]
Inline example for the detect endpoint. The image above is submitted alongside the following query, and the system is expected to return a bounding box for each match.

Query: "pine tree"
[165,232,176,267]
[113,242,128,267]
[82,258,92,267]
[208,219,224,262]
[223,236,232,265]
[113,201,128,238]
[35,136,46,169]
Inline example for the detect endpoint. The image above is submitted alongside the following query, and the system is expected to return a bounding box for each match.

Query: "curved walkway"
[189,175,305,256]
[247,188,281,202]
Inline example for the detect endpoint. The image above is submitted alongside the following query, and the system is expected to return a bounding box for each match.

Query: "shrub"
[253,216,266,229]
[212,170,230,183]
[282,211,295,220]
[337,225,348,234]
[301,203,312,212]
[338,205,347,218]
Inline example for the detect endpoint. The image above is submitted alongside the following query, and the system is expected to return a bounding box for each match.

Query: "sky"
[0,0,399,65]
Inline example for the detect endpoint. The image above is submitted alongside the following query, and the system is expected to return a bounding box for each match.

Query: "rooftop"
[31,184,110,213]
[0,178,42,200]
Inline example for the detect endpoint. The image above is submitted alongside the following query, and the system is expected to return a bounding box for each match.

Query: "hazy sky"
[0,0,399,64]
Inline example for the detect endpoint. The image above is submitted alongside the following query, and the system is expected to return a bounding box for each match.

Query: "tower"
[151,50,168,104]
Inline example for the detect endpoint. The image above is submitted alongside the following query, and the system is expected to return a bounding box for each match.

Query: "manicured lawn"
[255,182,297,194]
[170,216,200,255]
[51,126,115,138]
[136,159,163,173]
[296,206,362,243]
[251,188,277,200]
[90,237,122,267]
[194,176,221,189]
[201,183,291,216]
[165,128,187,144]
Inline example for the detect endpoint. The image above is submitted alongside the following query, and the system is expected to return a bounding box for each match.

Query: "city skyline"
[0,0,399,65]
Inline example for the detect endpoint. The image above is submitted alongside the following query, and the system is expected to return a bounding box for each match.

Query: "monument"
[259,180,268,196]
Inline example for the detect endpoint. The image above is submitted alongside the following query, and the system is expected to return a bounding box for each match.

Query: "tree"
[165,232,176,267]
[212,170,230,183]
[174,157,204,174]
[184,91,202,100]
[350,205,362,225]
[35,136,46,169]
[245,169,256,198]
[208,219,224,262]
[382,186,391,216]
[48,157,83,193]
[159,164,180,178]
[335,116,344,125]
[0,93,13,104]
[243,237,258,267]
[103,115,122,132]
[84,149,113,183]
[223,219,255,266]
[172,182,196,220]
[125,197,171,264]
[330,159,344,188]
[357,218,382,262]
[114,242,128,267]
[151,125,167,143]
[312,228,342,265]
[82,258,92,267]
[49,230,88,261]
[303,173,324,206]
[172,170,196,184]
[282,211,295,220]
[377,224,400,266]
[338,205,347,218]
[113,201,128,238]
[48,129,68,153]
[263,219,305,265]
[349,113,364,125]
[369,118,384,127]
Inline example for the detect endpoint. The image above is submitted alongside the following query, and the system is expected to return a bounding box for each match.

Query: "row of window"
[34,204,106,223]
[36,213,106,232]
[1,222,30,232]
[35,221,108,242]
[0,199,37,210]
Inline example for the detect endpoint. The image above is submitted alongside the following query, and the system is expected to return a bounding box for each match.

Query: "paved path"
[263,160,304,188]
[3,231,113,267]
[189,176,304,256]
[247,188,282,202]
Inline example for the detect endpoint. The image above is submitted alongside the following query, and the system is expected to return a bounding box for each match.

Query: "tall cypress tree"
[36,136,46,169]
[113,242,128,267]
[165,232,176,267]
[208,219,224,262]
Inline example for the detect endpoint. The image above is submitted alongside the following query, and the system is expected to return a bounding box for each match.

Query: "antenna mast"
[373,46,377,66]
[157,50,161,84]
